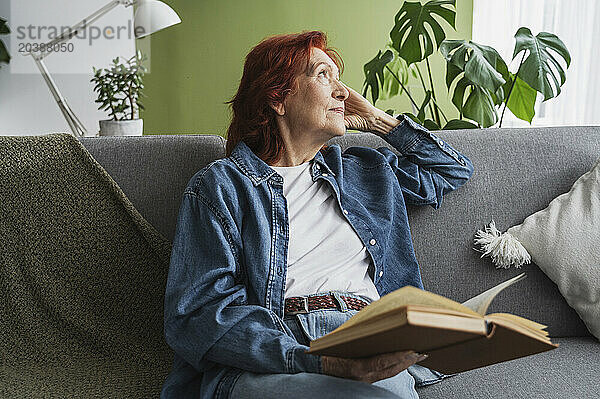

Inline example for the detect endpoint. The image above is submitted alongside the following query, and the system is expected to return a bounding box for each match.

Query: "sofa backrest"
[81,133,226,246]
[80,126,600,338]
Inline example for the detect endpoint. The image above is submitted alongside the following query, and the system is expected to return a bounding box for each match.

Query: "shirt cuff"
[288,345,323,374]
[379,113,430,154]
[383,114,467,166]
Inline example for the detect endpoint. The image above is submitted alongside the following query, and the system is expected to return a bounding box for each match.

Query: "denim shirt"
[161,114,474,399]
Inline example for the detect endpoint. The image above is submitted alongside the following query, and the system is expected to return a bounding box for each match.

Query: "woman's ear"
[269,101,285,116]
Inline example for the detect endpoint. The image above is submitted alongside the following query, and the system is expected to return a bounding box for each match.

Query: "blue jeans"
[229,292,450,399]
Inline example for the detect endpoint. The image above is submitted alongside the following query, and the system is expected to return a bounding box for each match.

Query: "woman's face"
[278,47,350,143]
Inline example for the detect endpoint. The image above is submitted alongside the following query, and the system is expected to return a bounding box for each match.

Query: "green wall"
[140,0,473,136]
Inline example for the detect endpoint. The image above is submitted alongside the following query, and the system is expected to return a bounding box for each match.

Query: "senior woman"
[161,31,473,399]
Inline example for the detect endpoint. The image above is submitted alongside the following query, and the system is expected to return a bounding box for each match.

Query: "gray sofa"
[80,126,599,398]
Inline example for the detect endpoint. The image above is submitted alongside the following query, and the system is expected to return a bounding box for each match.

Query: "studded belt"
[284,293,369,315]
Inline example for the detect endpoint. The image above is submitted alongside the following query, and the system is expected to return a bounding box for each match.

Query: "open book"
[306,273,558,374]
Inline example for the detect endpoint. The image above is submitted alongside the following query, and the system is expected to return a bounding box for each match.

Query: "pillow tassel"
[473,220,531,269]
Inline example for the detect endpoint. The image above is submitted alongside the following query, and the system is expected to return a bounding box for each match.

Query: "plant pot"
[99,119,143,136]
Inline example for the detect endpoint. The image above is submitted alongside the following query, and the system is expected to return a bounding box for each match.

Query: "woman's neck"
[270,134,323,167]
[270,151,317,167]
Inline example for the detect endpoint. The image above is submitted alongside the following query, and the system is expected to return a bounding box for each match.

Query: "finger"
[365,359,416,383]
[344,115,369,132]
[363,353,425,383]
[344,115,357,130]
[381,352,425,371]
[369,350,416,370]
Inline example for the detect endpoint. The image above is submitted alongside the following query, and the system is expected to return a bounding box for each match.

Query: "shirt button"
[315,164,321,170]
[379,270,384,277]
[369,239,377,245]
[343,209,348,215]
[322,173,329,177]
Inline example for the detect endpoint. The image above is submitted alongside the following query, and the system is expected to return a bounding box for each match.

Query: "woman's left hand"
[342,83,399,136]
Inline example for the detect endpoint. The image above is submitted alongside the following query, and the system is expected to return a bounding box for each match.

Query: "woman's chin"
[320,125,346,141]
[332,124,346,136]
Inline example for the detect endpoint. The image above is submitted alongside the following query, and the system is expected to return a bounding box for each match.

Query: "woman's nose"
[333,80,349,101]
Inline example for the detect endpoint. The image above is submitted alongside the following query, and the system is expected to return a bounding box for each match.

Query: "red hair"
[224,31,344,165]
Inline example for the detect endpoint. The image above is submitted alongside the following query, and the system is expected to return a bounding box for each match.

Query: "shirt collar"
[312,147,336,176]
[230,140,335,186]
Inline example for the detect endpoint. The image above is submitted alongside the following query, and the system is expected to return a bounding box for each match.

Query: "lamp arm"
[33,0,135,60]
[33,57,88,136]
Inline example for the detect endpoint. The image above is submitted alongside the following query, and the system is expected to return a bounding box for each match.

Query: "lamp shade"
[134,0,181,38]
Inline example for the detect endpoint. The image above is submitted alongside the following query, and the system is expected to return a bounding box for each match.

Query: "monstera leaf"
[362,49,394,104]
[443,119,479,130]
[401,111,438,131]
[453,81,471,116]
[490,53,511,107]
[423,118,441,130]
[379,44,410,101]
[0,17,10,66]
[512,27,571,101]
[440,39,509,127]
[390,0,456,66]
[440,40,507,96]
[416,90,432,122]
[0,17,8,34]
[502,72,537,123]
[462,86,497,127]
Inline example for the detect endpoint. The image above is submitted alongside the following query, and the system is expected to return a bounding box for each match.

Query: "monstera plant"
[0,17,10,69]
[363,0,571,130]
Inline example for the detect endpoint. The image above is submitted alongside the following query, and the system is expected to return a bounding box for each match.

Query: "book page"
[461,273,527,316]
[484,314,554,343]
[333,285,481,331]
[486,312,548,333]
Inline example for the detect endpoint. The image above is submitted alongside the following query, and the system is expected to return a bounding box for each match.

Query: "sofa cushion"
[474,157,600,339]
[417,336,599,399]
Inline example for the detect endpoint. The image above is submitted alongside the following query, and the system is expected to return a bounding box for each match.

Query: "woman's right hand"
[321,350,428,383]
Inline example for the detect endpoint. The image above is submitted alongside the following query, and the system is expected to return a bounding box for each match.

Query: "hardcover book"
[306,273,558,374]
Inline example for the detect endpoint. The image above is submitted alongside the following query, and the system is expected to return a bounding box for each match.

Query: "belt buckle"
[287,296,309,315]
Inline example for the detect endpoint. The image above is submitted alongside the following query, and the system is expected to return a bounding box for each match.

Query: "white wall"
[0,0,137,136]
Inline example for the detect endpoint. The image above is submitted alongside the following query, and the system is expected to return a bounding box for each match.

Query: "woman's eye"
[319,70,328,77]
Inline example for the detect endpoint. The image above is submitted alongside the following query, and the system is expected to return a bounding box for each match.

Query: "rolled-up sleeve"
[377,113,474,209]
[163,190,322,375]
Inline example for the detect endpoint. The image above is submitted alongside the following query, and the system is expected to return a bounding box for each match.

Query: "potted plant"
[0,17,11,69]
[91,50,147,136]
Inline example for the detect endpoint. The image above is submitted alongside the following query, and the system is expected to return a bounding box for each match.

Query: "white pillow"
[473,157,600,340]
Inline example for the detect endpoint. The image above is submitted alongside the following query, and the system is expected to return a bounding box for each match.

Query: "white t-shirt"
[270,160,381,302]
